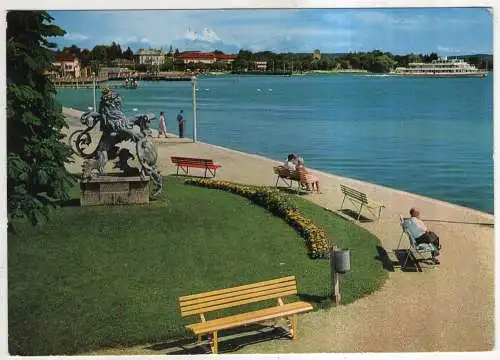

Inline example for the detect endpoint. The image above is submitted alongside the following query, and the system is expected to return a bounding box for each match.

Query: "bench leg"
[291,314,298,340]
[211,331,218,354]
[275,175,280,187]
[340,194,347,210]
[357,203,363,221]
[285,314,298,339]
[403,248,412,269]
[204,168,207,178]
[397,231,405,249]
[176,165,180,175]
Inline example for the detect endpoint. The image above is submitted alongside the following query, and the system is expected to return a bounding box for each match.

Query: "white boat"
[392,56,487,77]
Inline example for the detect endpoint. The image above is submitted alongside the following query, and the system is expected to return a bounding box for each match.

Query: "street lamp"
[92,72,96,111]
[191,76,197,143]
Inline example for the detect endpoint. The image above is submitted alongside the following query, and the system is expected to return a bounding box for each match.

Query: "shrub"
[185,178,330,258]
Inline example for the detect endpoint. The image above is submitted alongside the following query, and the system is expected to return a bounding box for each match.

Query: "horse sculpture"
[69,88,163,197]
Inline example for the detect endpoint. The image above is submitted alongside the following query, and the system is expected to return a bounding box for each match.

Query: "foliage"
[230,49,492,73]
[184,178,330,258]
[6,10,75,227]
[8,176,386,355]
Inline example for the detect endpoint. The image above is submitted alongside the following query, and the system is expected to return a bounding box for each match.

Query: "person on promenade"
[405,207,441,264]
[177,110,185,138]
[296,157,321,193]
[158,111,167,138]
[283,154,297,170]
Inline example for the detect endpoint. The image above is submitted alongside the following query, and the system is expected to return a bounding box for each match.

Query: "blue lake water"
[56,74,494,213]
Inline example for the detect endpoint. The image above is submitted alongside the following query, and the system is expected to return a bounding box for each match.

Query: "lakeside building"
[174,51,237,65]
[313,49,321,60]
[111,58,135,67]
[52,53,81,78]
[100,67,136,79]
[254,61,268,71]
[135,49,166,66]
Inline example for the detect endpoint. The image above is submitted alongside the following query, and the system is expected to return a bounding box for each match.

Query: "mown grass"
[8,175,387,355]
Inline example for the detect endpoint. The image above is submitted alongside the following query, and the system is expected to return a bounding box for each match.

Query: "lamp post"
[92,71,96,111]
[191,75,197,143]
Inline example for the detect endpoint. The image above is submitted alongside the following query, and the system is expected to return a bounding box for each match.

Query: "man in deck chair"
[405,207,441,264]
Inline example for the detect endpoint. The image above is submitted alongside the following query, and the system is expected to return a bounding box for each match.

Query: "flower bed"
[184,178,330,258]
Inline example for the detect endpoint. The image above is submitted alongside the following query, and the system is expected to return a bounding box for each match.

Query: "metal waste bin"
[334,249,350,274]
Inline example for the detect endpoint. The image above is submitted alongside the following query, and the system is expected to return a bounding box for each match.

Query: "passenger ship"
[393,57,487,77]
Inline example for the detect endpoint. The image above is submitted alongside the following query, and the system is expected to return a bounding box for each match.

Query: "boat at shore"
[392,56,487,77]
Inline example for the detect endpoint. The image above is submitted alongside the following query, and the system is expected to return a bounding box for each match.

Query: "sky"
[46,8,493,55]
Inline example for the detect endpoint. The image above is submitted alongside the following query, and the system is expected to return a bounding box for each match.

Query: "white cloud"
[183,27,221,43]
[64,32,90,41]
[437,46,460,53]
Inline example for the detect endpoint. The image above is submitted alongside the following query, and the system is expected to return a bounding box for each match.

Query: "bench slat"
[181,285,297,315]
[186,301,313,335]
[340,185,368,204]
[179,276,295,302]
[181,288,298,317]
[177,163,221,169]
[180,281,297,307]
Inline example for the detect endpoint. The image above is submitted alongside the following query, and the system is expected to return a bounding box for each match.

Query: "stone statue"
[69,87,163,197]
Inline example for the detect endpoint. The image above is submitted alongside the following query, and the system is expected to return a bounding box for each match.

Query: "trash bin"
[334,249,350,274]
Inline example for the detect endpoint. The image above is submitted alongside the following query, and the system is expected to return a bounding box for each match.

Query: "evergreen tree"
[7,11,74,228]
[123,46,134,60]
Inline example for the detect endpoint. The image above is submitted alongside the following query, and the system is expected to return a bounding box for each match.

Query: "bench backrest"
[179,276,298,318]
[273,166,303,182]
[171,156,214,166]
[340,184,368,204]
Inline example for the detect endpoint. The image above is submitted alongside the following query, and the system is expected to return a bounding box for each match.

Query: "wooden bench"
[178,276,313,354]
[340,184,385,221]
[171,156,222,178]
[273,166,311,193]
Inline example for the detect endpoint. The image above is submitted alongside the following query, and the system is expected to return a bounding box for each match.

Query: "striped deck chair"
[398,215,438,270]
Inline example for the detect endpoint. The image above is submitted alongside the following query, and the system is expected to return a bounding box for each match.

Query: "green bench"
[340,184,385,221]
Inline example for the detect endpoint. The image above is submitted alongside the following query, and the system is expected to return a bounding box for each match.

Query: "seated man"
[283,154,297,170]
[404,207,441,264]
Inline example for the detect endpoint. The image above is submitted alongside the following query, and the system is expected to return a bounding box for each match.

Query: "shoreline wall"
[62,106,494,219]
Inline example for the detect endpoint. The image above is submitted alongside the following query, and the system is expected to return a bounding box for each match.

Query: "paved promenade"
[64,108,494,353]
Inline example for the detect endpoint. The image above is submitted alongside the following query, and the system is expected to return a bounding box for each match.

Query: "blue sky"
[48,8,493,55]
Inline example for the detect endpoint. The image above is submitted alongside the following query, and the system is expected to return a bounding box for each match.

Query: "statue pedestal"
[80,175,150,206]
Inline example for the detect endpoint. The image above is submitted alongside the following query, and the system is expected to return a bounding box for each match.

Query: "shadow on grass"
[145,324,290,354]
[298,293,334,309]
[56,198,81,207]
[338,209,373,223]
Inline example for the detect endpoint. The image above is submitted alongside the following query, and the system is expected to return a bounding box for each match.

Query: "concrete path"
[64,110,494,353]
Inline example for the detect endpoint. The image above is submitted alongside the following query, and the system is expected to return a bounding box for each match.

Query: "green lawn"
[8,176,387,355]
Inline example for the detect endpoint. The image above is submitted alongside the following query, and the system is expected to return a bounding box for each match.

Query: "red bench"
[171,156,222,178]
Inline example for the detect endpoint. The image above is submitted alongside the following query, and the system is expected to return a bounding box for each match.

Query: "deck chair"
[398,215,438,269]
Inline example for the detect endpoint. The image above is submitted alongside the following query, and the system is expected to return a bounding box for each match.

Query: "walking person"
[158,111,167,138]
[177,110,185,138]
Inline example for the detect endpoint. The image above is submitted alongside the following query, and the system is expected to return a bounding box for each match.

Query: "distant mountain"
[171,38,240,54]
[123,41,154,52]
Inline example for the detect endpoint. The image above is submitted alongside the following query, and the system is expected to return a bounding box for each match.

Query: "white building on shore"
[135,49,166,66]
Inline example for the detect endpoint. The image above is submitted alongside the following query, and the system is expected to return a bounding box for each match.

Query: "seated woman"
[296,157,321,193]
